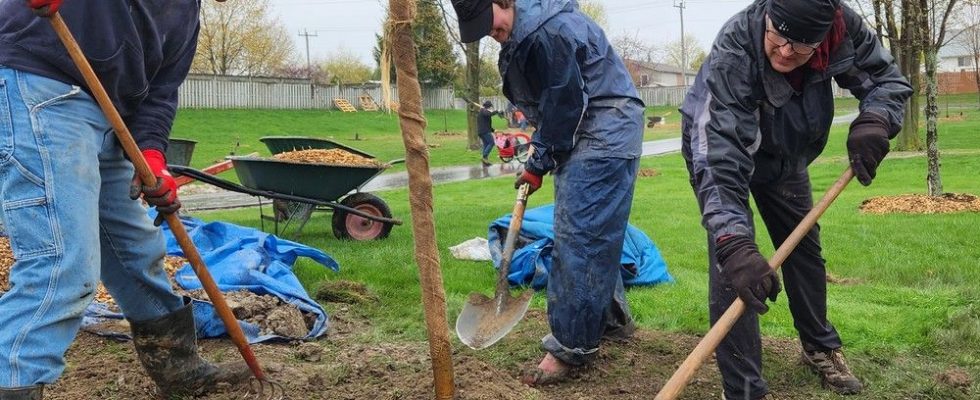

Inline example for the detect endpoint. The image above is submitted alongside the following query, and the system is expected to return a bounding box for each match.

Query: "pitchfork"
[42,11,284,400]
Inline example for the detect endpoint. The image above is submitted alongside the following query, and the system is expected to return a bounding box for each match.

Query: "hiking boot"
[481,157,493,166]
[0,386,42,400]
[130,299,251,397]
[721,391,779,400]
[801,348,864,395]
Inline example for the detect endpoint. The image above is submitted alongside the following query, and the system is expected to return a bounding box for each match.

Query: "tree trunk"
[896,0,923,151]
[922,30,943,195]
[465,42,481,150]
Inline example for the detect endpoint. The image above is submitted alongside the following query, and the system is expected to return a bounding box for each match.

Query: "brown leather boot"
[801,348,864,395]
[0,386,42,400]
[129,299,251,397]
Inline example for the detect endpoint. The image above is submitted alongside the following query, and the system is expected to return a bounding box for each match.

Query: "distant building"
[623,59,697,87]
[938,30,977,73]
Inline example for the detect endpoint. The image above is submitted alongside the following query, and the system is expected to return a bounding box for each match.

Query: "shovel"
[456,183,535,349]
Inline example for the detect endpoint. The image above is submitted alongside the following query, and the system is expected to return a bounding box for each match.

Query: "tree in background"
[411,0,459,87]
[322,49,374,85]
[664,35,706,71]
[579,0,608,29]
[958,2,980,105]
[870,0,924,151]
[192,0,295,76]
[919,0,962,195]
[612,32,659,85]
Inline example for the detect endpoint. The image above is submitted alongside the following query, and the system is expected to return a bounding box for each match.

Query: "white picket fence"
[178,74,457,110]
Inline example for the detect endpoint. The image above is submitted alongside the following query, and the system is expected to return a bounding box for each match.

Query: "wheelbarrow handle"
[655,167,855,400]
[46,13,267,381]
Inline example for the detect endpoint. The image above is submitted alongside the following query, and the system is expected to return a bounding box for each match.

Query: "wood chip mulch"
[1,238,185,306]
[860,193,980,214]
[272,148,384,167]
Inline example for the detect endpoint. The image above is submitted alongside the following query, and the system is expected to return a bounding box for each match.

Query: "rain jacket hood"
[498,0,642,175]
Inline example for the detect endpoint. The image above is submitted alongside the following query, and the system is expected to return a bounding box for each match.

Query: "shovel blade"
[455,290,533,350]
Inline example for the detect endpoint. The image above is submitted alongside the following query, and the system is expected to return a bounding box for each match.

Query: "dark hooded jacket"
[0,0,201,153]
[498,0,643,175]
[680,1,912,241]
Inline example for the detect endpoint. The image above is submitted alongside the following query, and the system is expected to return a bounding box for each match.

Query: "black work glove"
[715,235,781,314]
[847,112,891,186]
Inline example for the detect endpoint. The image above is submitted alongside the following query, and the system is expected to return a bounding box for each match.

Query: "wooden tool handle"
[655,167,855,400]
[48,13,266,380]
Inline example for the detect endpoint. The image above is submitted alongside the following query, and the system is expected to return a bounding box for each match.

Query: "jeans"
[0,67,183,387]
[479,131,494,159]
[541,139,639,366]
[709,167,842,399]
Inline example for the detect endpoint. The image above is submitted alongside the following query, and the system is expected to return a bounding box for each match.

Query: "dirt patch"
[937,368,974,391]
[860,193,980,214]
[314,280,378,304]
[186,289,313,338]
[826,272,865,286]
[638,168,661,178]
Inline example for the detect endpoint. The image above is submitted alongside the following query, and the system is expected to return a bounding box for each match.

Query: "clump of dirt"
[860,193,980,214]
[937,368,973,390]
[294,342,324,362]
[315,280,378,304]
[272,148,384,167]
[187,289,313,338]
[638,168,661,178]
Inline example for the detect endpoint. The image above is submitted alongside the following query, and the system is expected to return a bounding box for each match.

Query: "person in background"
[477,100,503,165]
[452,0,644,386]
[679,0,912,398]
[0,1,250,398]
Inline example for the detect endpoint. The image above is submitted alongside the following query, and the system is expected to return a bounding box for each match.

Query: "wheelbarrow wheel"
[332,192,393,240]
[512,133,532,163]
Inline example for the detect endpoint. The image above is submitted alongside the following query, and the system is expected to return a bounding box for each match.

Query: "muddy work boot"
[801,348,863,395]
[0,386,42,400]
[130,301,251,397]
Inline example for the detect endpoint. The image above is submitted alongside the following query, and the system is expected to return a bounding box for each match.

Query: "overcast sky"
[266,0,756,66]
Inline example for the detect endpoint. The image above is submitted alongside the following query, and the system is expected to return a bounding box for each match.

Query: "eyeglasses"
[765,29,819,56]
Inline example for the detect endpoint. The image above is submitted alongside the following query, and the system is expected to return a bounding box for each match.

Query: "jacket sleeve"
[834,7,913,137]
[685,57,761,241]
[126,24,200,154]
[523,32,587,175]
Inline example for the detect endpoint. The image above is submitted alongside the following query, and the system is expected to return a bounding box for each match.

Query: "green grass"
[170,106,681,175]
[185,96,980,397]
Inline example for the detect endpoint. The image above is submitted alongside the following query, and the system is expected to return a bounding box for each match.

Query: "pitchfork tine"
[244,378,286,400]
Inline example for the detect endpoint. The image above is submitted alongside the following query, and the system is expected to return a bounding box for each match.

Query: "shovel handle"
[494,183,530,297]
[47,13,267,381]
[655,167,855,400]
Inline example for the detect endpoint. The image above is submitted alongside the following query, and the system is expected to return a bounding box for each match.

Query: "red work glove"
[129,149,180,226]
[25,0,63,17]
[514,170,542,196]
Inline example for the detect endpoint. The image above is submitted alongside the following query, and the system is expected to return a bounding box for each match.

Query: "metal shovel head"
[456,289,534,350]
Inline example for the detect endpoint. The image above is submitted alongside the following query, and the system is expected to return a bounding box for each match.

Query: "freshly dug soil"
[273,149,384,167]
[314,280,379,305]
[860,193,980,214]
[185,289,314,338]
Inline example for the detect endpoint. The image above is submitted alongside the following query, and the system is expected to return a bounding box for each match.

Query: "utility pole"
[299,29,319,99]
[674,0,687,92]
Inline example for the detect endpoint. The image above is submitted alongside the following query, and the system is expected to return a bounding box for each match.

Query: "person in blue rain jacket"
[452,0,645,385]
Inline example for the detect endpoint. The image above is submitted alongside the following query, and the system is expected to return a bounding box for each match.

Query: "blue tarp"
[82,212,338,343]
[487,204,673,290]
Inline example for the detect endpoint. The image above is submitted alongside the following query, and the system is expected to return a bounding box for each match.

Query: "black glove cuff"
[849,111,890,136]
[715,235,757,265]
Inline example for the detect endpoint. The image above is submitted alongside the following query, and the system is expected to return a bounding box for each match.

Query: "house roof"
[625,59,697,75]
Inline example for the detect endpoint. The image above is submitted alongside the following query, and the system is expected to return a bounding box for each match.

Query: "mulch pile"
[860,193,980,214]
[0,237,12,292]
[272,148,384,167]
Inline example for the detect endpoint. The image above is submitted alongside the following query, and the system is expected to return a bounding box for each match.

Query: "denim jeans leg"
[542,155,638,366]
[479,132,494,159]
[0,69,104,386]
[97,133,183,321]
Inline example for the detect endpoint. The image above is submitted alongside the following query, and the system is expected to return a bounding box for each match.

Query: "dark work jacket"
[680,1,912,241]
[498,0,643,175]
[0,0,201,153]
[477,107,500,134]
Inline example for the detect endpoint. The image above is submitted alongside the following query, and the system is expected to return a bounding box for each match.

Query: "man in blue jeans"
[453,0,643,385]
[0,1,248,398]
[477,100,502,165]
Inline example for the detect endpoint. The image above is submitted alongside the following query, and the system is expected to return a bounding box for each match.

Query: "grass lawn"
[170,105,681,175]
[186,97,979,398]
